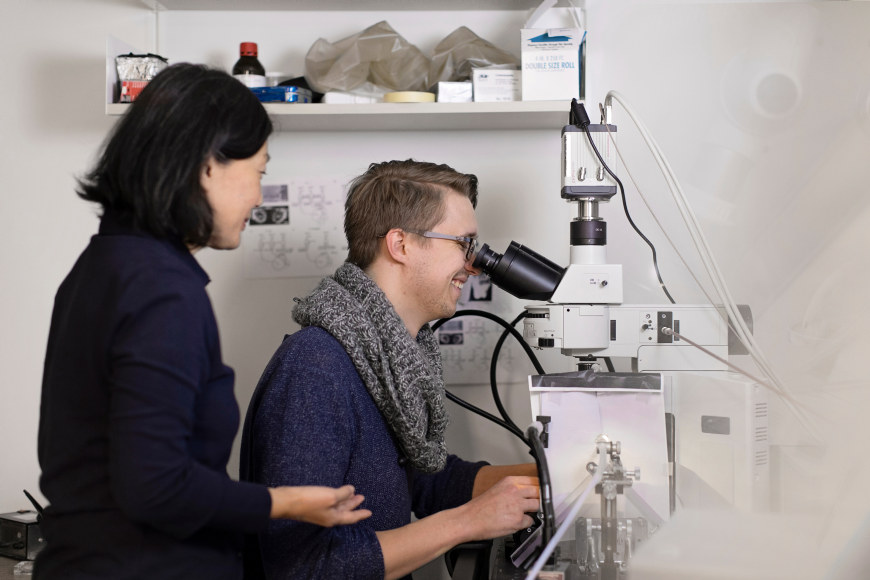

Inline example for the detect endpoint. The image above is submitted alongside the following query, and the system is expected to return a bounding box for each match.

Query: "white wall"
[0,0,155,509]
[3,0,870,576]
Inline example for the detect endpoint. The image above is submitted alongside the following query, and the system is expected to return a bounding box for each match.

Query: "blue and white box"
[250,86,313,103]
[521,27,585,101]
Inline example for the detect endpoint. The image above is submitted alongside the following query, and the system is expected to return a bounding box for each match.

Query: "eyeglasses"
[406,230,479,262]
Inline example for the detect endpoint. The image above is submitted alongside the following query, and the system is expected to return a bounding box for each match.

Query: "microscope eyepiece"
[473,241,566,301]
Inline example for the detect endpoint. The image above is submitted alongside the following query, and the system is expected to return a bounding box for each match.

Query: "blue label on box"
[250,86,313,103]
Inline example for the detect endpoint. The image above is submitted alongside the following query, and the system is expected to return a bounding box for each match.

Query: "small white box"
[437,81,473,103]
[472,69,521,102]
[521,27,585,101]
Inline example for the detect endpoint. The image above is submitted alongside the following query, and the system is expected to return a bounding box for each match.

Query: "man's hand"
[375,475,540,579]
[458,475,540,541]
[269,484,372,527]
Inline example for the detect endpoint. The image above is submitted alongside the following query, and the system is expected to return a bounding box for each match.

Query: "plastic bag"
[428,26,519,87]
[305,21,430,94]
[115,52,169,103]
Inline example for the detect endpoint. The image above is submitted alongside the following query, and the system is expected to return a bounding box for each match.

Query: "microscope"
[474,101,769,579]
[473,103,735,373]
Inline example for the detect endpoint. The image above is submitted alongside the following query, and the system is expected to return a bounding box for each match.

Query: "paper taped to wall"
[242,178,347,279]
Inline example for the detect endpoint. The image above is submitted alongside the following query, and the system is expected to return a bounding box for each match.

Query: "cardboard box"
[521,27,585,101]
[472,69,521,102]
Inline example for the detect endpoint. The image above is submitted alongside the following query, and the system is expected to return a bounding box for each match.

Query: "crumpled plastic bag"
[305,21,431,94]
[428,26,519,86]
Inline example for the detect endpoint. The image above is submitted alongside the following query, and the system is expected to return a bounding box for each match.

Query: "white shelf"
[143,0,539,11]
[115,2,578,131]
[106,100,574,131]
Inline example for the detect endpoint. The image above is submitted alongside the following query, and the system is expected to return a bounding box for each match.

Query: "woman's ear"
[200,157,215,191]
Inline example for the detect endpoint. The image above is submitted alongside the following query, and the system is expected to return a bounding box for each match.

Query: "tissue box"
[472,69,521,102]
[437,82,473,103]
[521,27,585,101]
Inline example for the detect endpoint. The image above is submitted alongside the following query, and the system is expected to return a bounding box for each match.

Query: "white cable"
[524,445,605,580]
[599,120,716,306]
[601,119,759,376]
[603,90,820,440]
[608,90,819,435]
[660,327,818,422]
[606,92,766,372]
[661,327,767,386]
[604,93,753,359]
[600,112,762,380]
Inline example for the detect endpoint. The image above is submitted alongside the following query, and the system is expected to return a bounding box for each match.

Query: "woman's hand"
[268,484,372,527]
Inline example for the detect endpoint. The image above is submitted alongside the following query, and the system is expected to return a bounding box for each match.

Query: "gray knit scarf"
[292,262,448,473]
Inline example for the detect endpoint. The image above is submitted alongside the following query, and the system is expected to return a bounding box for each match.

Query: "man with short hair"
[241,159,539,579]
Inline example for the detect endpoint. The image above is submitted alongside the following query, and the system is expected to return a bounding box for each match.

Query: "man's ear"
[383,228,410,264]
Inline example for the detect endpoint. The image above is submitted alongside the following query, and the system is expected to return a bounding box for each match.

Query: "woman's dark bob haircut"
[78,63,273,247]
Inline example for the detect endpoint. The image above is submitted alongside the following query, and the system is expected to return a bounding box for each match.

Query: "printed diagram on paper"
[436,275,532,385]
[243,179,347,278]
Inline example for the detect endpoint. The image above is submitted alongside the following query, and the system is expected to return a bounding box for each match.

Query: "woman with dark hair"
[34,63,370,579]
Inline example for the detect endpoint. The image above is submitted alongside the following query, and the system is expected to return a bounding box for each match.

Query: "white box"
[521,27,585,101]
[472,69,521,102]
[436,81,473,103]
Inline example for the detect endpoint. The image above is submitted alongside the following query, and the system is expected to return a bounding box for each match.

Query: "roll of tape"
[384,91,436,103]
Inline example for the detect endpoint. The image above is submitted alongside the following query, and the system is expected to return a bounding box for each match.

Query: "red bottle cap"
[240,42,258,57]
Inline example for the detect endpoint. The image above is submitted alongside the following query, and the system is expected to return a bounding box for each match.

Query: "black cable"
[602,356,615,372]
[526,423,555,549]
[432,309,548,448]
[570,99,676,304]
[488,312,530,435]
[444,389,526,443]
[431,309,545,375]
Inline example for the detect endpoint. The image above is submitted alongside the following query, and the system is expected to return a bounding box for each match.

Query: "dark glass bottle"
[232,42,266,88]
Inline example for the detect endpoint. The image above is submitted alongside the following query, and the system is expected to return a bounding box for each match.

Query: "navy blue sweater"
[36,214,271,579]
[241,326,487,579]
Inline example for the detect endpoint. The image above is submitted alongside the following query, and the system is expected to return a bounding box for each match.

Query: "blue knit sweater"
[241,326,487,579]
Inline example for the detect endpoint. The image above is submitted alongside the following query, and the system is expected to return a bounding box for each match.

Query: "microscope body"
[523,302,731,371]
